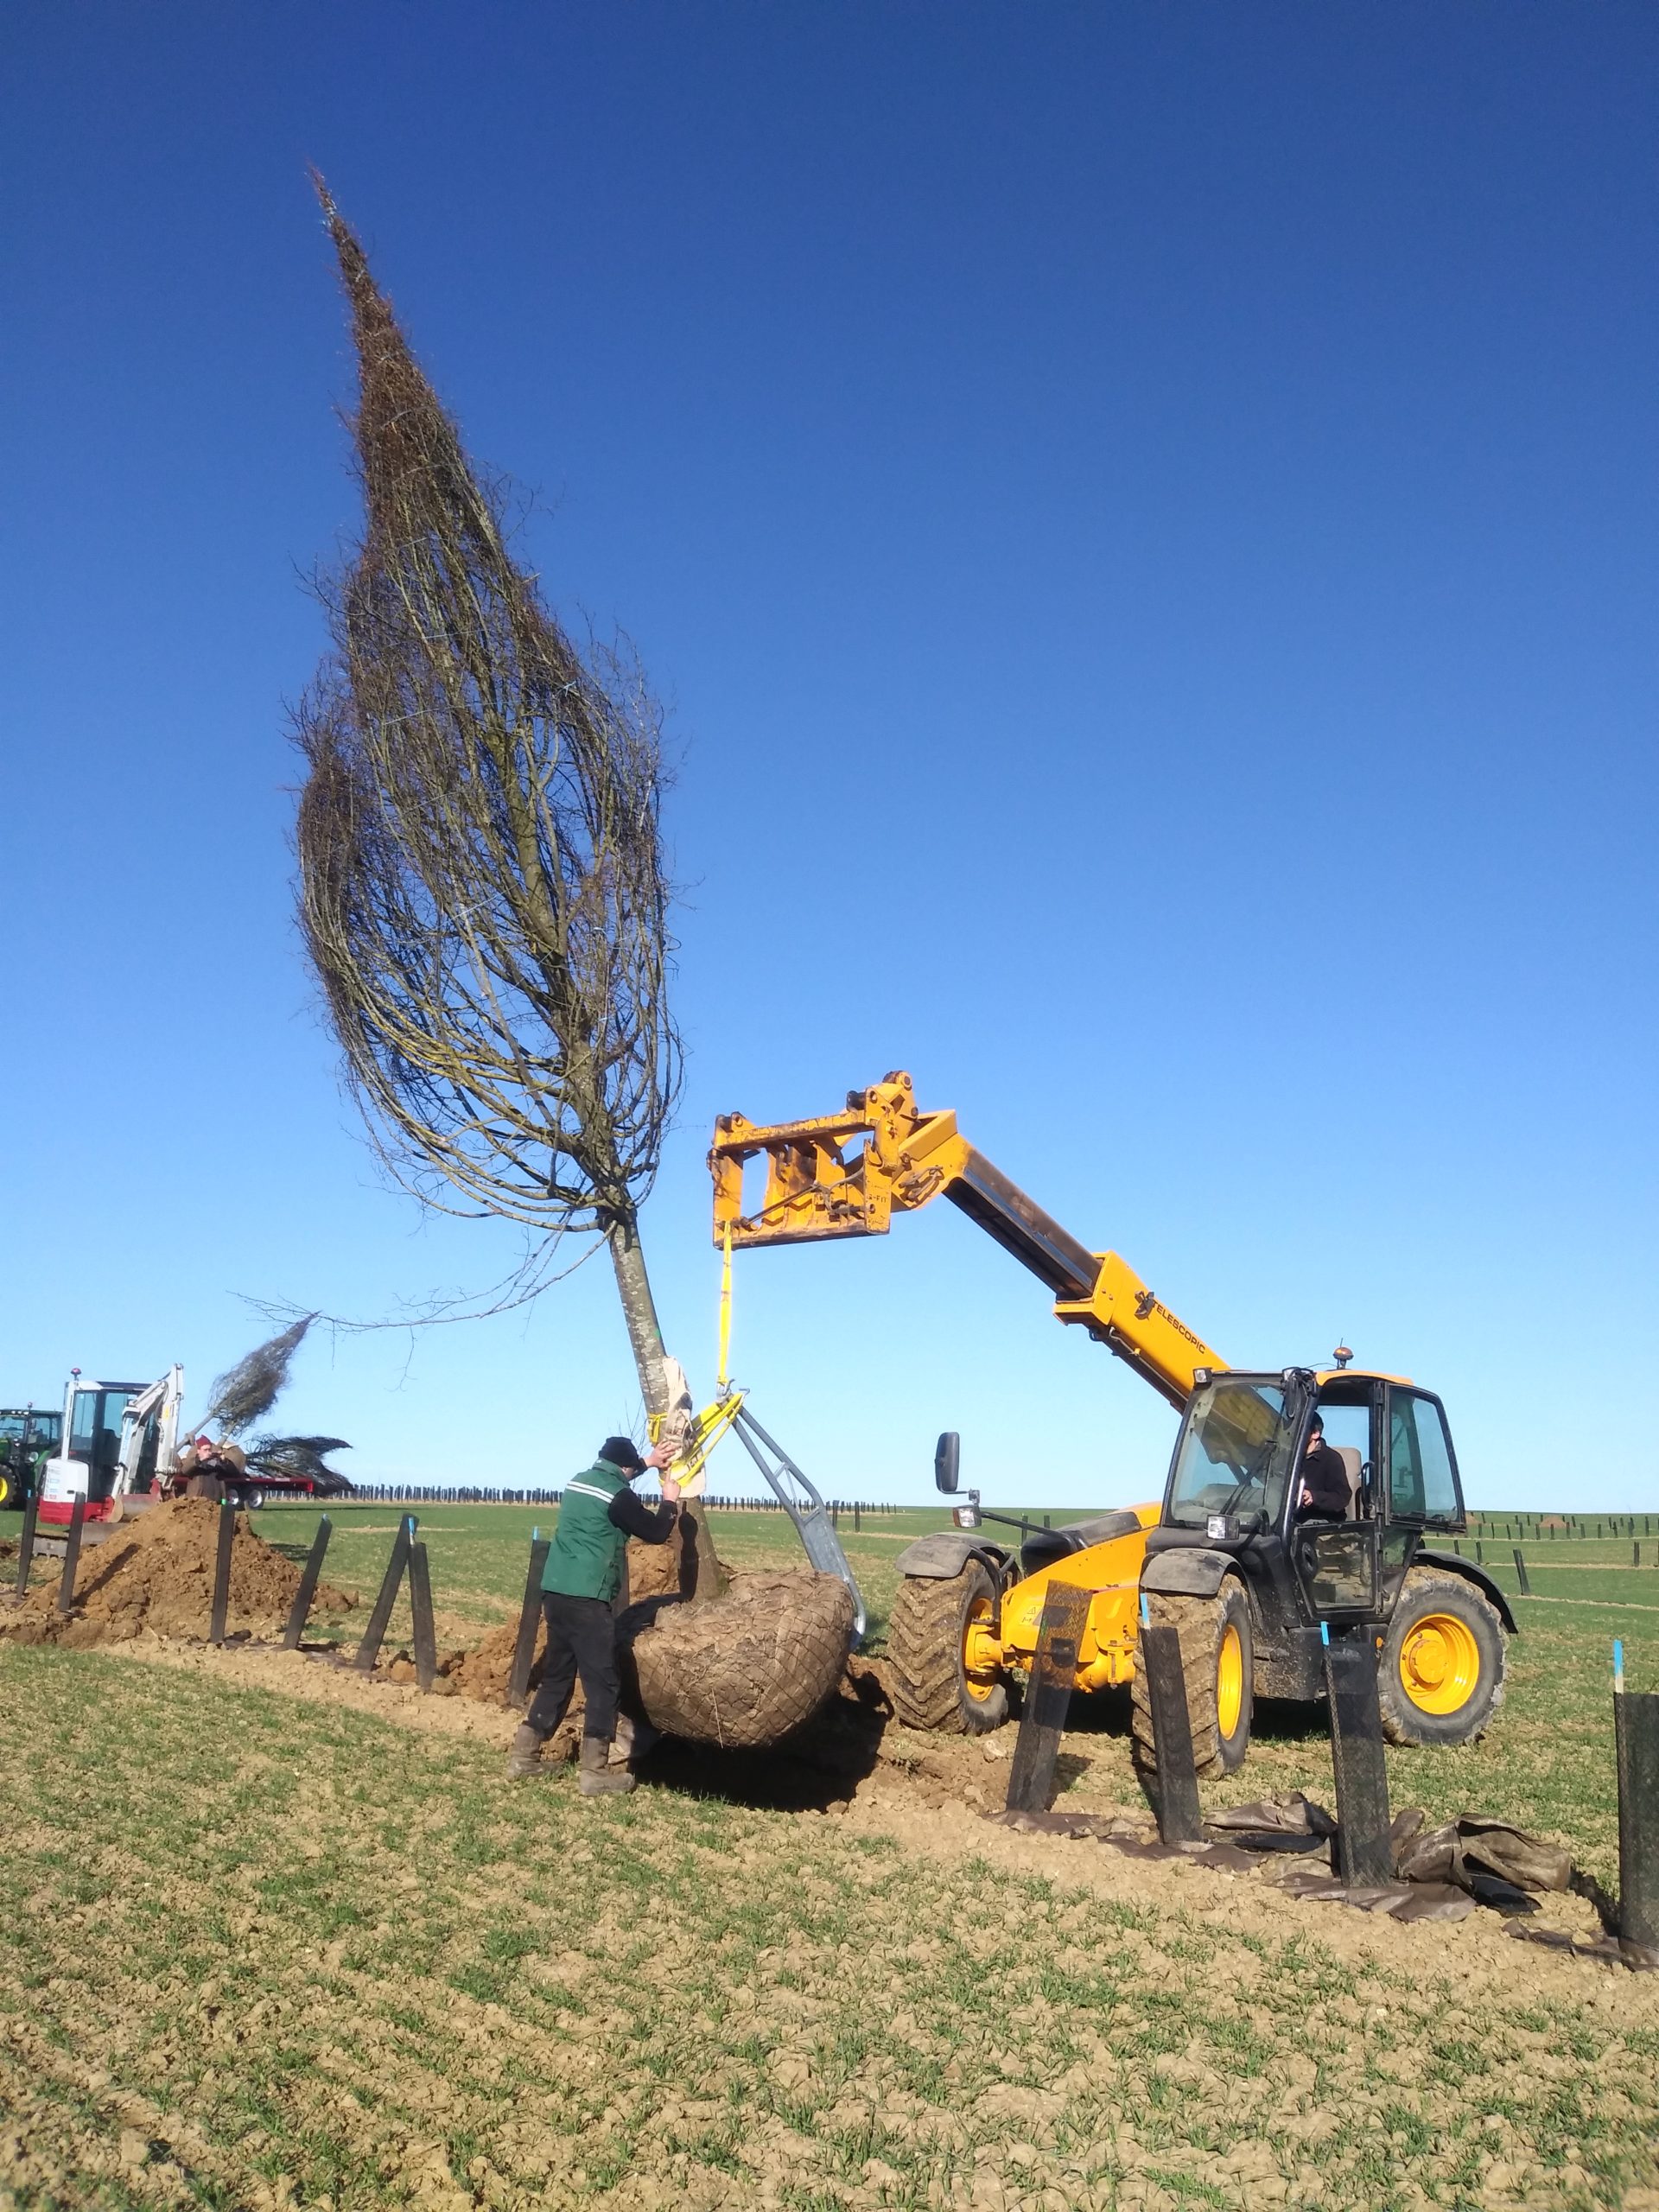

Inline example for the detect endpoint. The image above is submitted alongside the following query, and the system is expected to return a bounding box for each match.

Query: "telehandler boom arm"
[710,1071,1224,1410]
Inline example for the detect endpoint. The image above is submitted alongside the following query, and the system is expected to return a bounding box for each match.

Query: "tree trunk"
[607,1217,727,1605]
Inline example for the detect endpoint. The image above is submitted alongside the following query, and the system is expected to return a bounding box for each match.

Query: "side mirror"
[933,1431,960,1495]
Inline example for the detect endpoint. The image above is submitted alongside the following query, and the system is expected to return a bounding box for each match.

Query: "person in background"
[506,1434,680,1796]
[1297,1412,1352,1520]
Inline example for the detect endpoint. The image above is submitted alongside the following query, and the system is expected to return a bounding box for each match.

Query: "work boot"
[609,1713,661,1768]
[578,1735,637,1797]
[505,1721,549,1779]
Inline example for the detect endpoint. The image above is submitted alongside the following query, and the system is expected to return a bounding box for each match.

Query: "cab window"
[1389,1392,1459,1524]
[1313,1402,1370,1516]
[69,1391,100,1458]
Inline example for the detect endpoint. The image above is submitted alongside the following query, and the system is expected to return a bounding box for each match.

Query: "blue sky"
[3,4,1653,1510]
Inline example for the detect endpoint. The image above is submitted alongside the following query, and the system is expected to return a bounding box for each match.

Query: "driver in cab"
[1297,1413,1351,1521]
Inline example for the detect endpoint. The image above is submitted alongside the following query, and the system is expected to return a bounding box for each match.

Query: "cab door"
[1291,1387,1384,1624]
[1381,1386,1465,1603]
[67,1388,137,1503]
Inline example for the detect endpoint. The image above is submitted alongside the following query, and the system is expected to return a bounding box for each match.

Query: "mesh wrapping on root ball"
[620,1571,855,1749]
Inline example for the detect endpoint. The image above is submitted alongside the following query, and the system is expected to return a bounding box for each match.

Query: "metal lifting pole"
[725,1403,866,1643]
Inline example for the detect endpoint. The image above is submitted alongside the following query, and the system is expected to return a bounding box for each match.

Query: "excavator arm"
[709,1071,1224,1411]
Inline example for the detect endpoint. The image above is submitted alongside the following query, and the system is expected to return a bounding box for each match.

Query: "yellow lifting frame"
[710,1070,1224,1412]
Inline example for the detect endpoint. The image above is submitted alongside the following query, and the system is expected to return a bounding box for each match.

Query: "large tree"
[295,181,715,1592]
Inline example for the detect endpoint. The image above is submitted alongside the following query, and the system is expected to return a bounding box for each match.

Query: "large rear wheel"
[1378,1568,1505,1745]
[1131,1581,1253,1777]
[887,1562,1009,1734]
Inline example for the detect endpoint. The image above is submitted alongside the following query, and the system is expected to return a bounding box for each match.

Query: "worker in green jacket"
[507,1435,681,1795]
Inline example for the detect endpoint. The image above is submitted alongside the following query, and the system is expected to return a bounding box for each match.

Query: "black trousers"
[526,1592,620,1744]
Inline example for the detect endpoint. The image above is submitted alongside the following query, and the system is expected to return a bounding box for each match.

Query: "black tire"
[887,1563,1009,1734]
[0,1465,15,1511]
[1378,1567,1506,1746]
[1131,1581,1253,1777]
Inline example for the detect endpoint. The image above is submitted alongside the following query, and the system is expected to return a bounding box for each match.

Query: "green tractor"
[0,1407,61,1511]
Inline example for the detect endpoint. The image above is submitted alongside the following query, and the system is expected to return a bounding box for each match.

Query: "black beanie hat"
[598,1434,646,1473]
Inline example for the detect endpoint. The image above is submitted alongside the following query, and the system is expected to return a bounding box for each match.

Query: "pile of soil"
[445,1615,532,1703]
[0,1497,354,1648]
[621,1571,856,1748]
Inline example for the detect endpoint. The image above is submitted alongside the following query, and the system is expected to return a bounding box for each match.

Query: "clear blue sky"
[3,4,1653,1510]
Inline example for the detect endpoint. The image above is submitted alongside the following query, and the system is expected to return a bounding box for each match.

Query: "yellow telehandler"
[711,1071,1513,1773]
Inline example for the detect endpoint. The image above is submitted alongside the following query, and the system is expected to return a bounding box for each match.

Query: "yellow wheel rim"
[963,1596,1001,1701]
[1400,1612,1481,1715]
[1216,1621,1244,1740]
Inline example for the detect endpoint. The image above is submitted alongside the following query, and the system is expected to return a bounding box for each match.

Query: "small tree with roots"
[295,181,716,1593]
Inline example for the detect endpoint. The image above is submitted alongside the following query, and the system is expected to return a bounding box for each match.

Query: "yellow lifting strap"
[646,1229,741,1497]
[717,1223,734,1395]
[671,1390,745,1494]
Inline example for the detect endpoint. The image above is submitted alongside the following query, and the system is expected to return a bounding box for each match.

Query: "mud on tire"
[1377,1567,1506,1747]
[1131,1581,1253,1777]
[887,1562,1008,1734]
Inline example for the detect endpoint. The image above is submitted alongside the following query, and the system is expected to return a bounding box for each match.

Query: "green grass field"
[3,1503,1657,2210]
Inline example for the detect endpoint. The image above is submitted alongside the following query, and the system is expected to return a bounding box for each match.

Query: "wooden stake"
[57,1497,86,1616]
[1005,1581,1089,1815]
[410,1541,437,1692]
[209,1498,237,1644]
[1324,1630,1393,1889]
[507,1536,550,1709]
[354,1516,414,1673]
[15,1492,37,1599]
[1139,1621,1203,1844]
[283,1516,333,1649]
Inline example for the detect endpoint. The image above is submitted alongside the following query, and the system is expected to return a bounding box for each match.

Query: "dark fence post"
[409,1541,437,1693]
[1323,1629,1394,1888]
[1005,1581,1090,1815]
[1513,1548,1531,1596]
[1139,1621,1203,1844]
[1614,1656,1659,1961]
[283,1516,333,1649]
[57,1497,86,1616]
[507,1535,550,1709]
[354,1515,414,1674]
[15,1493,37,1599]
[209,1498,237,1645]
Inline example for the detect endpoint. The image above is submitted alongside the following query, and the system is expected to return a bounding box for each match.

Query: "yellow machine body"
[709,1070,1452,1735]
[969,1507,1163,1689]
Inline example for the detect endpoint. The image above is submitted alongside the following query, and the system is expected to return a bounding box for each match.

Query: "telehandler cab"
[710,1071,1513,1774]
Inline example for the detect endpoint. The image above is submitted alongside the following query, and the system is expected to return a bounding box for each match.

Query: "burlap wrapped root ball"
[620,1571,855,1749]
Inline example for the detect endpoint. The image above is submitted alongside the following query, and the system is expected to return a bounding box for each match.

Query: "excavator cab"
[38,1368,184,1526]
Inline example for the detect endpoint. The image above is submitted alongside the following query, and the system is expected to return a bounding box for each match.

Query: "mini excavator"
[711,1072,1513,1773]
